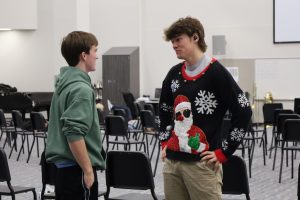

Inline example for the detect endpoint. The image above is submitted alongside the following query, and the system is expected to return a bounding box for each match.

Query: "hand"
[200,151,220,172]
[161,146,167,162]
[83,170,94,189]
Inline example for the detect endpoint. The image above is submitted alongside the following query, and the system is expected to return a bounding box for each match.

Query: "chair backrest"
[0,148,11,182]
[122,92,139,119]
[12,110,24,129]
[274,109,293,127]
[140,110,156,129]
[222,155,250,199]
[296,106,300,116]
[144,104,155,115]
[40,151,56,186]
[106,151,155,190]
[30,112,47,132]
[122,92,135,106]
[277,114,300,134]
[294,98,300,113]
[105,115,128,137]
[283,119,300,142]
[263,103,283,125]
[113,108,128,124]
[0,108,7,128]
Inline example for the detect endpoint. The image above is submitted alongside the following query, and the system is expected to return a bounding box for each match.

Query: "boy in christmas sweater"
[159,17,252,200]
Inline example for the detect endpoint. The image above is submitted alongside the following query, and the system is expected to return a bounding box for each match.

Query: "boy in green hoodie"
[45,31,105,200]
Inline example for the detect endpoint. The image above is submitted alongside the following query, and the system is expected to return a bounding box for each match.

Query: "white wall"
[0,0,37,30]
[0,0,300,95]
[90,0,140,83]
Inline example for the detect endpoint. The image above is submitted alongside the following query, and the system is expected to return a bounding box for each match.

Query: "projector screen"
[273,0,300,43]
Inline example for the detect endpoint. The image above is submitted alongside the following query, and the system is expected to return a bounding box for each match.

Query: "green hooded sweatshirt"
[45,66,105,170]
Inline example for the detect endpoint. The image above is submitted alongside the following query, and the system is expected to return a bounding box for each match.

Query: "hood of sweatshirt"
[55,66,91,95]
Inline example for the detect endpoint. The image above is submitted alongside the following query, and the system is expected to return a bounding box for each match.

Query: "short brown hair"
[164,16,207,52]
[61,31,98,66]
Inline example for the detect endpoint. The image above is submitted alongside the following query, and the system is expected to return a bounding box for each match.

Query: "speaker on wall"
[212,35,226,55]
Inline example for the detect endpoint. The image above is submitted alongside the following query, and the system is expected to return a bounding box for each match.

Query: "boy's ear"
[80,52,86,60]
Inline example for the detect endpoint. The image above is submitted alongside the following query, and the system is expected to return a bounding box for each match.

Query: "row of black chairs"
[0,109,48,163]
[261,102,300,183]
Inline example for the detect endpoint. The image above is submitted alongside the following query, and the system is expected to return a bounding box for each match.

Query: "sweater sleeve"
[158,70,175,150]
[213,64,252,163]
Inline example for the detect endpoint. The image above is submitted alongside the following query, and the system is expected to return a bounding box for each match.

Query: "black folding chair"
[262,103,283,147]
[279,119,300,183]
[27,112,48,163]
[105,151,160,200]
[9,110,34,161]
[0,109,14,149]
[0,148,37,200]
[105,115,146,153]
[272,113,300,171]
[222,155,250,200]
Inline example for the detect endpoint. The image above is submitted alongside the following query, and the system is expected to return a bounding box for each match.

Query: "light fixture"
[0,28,12,31]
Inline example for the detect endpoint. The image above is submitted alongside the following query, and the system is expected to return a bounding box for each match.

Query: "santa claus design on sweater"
[168,95,209,154]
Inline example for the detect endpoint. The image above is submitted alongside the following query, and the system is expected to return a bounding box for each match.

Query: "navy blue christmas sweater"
[159,58,252,163]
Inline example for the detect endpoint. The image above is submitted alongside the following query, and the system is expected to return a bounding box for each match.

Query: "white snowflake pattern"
[238,93,250,108]
[159,131,170,140]
[230,128,245,142]
[194,90,218,115]
[222,141,228,151]
[155,118,161,128]
[171,79,180,93]
[160,102,173,112]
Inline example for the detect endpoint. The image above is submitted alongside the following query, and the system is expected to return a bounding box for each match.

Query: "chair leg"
[12,194,15,200]
[2,136,7,149]
[272,138,278,170]
[262,137,266,165]
[150,136,158,161]
[247,145,252,178]
[292,150,294,179]
[246,193,251,200]
[151,188,158,200]
[9,137,17,158]
[279,146,284,183]
[0,130,3,141]
[104,187,110,200]
[17,135,26,161]
[27,137,36,163]
[153,143,161,177]
[286,143,289,167]
[37,137,40,157]
[32,189,37,200]
[145,134,149,155]
[269,130,276,159]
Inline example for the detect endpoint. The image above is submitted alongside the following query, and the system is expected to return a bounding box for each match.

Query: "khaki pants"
[163,159,223,200]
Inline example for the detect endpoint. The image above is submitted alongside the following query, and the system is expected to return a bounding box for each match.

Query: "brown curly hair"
[164,16,207,52]
[61,31,98,66]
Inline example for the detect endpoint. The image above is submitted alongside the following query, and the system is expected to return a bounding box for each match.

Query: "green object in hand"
[188,133,200,150]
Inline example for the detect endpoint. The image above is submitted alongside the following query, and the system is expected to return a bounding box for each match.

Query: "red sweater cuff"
[214,149,228,163]
[161,141,167,150]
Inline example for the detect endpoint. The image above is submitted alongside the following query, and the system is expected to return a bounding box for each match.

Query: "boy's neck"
[185,50,204,66]
[75,62,88,73]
